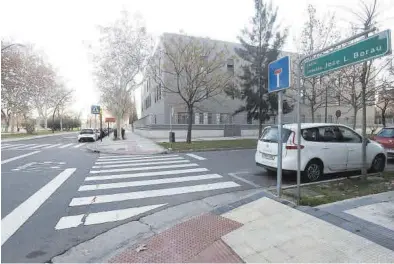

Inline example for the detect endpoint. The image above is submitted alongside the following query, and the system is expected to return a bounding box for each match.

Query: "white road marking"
[95,157,184,165]
[2,168,76,245]
[58,143,74,149]
[228,172,261,188]
[70,181,240,206]
[186,153,206,160]
[85,168,209,181]
[44,143,62,149]
[1,151,41,165]
[97,154,179,161]
[91,159,189,169]
[79,174,223,191]
[55,204,166,230]
[7,144,37,150]
[89,163,199,174]
[28,144,51,149]
[73,143,86,148]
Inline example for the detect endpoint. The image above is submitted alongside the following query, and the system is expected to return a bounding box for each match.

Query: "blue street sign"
[268,56,291,93]
[91,105,101,115]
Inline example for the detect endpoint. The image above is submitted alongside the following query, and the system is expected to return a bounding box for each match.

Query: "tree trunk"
[60,116,63,131]
[116,116,121,140]
[52,111,56,133]
[186,106,193,144]
[311,105,315,123]
[352,107,358,130]
[44,117,48,129]
[381,110,386,127]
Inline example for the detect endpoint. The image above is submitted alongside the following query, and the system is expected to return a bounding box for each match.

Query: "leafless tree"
[50,85,73,133]
[93,10,152,138]
[149,34,233,143]
[1,43,37,132]
[375,75,394,127]
[295,4,341,122]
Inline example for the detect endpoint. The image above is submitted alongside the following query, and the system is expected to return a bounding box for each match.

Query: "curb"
[1,131,78,142]
[162,146,255,153]
[85,145,169,156]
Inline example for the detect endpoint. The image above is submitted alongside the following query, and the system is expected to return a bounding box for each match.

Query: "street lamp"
[1,43,25,52]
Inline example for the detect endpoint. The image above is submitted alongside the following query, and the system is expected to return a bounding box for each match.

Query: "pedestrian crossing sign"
[91,105,101,115]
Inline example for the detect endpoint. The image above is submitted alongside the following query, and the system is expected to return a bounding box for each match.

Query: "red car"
[373,127,394,158]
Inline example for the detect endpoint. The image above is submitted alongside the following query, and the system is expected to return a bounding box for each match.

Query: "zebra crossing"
[1,143,86,151]
[55,153,242,230]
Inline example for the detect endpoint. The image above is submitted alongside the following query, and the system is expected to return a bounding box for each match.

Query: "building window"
[301,114,306,123]
[207,113,213,124]
[328,115,333,123]
[227,59,234,75]
[247,115,253,124]
[219,113,232,124]
[316,114,321,123]
[177,112,188,124]
[199,113,204,124]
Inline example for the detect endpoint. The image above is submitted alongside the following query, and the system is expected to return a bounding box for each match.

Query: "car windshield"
[80,129,93,134]
[377,128,394,138]
[260,127,292,143]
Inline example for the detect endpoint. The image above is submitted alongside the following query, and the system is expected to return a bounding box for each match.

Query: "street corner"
[107,213,243,263]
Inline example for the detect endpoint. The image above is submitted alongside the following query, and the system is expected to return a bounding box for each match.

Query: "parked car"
[78,128,97,142]
[255,123,387,181]
[372,127,394,158]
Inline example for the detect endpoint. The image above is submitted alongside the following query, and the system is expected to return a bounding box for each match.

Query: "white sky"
[1,0,393,118]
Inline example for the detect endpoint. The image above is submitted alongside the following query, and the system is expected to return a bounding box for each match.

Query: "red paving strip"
[109,213,243,263]
[188,239,244,263]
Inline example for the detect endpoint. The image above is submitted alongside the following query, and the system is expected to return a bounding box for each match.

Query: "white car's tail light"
[285,131,304,150]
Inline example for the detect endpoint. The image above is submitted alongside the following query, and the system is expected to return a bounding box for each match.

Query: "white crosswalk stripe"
[58,143,74,149]
[1,143,86,151]
[54,154,242,230]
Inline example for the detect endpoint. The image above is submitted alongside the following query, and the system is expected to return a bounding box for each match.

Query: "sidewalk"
[86,130,167,155]
[108,192,394,263]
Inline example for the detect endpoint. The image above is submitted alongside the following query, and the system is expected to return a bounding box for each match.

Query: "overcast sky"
[1,0,393,118]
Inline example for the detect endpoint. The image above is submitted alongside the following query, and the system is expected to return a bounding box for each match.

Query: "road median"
[1,130,78,142]
[277,171,394,206]
[158,139,257,152]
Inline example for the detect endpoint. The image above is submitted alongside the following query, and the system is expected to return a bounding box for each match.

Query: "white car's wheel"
[302,160,323,182]
[370,154,385,173]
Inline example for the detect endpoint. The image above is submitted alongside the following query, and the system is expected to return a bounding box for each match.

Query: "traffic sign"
[91,105,101,115]
[268,56,291,93]
[304,29,391,77]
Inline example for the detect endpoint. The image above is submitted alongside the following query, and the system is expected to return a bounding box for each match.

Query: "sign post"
[91,105,101,150]
[268,56,291,197]
[294,27,391,205]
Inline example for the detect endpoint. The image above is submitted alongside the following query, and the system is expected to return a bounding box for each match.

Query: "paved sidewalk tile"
[108,213,242,263]
[222,197,394,263]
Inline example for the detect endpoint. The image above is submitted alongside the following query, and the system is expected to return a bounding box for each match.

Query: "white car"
[78,128,97,142]
[255,123,387,181]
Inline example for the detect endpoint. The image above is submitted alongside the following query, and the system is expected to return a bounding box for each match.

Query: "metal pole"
[294,27,376,205]
[277,91,283,197]
[296,60,302,205]
[100,112,103,142]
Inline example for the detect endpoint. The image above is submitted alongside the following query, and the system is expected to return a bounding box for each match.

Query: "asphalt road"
[1,137,253,263]
[2,137,393,263]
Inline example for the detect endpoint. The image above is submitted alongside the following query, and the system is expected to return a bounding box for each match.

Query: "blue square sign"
[91,105,101,115]
[268,56,291,93]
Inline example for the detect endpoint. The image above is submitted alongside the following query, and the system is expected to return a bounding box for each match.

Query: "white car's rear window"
[260,127,292,143]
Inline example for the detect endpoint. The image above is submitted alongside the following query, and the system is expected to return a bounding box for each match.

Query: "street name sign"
[268,56,291,93]
[304,29,391,78]
[91,105,101,115]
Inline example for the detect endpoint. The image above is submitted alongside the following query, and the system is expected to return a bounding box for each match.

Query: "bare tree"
[376,77,394,127]
[93,10,152,138]
[50,86,73,133]
[1,44,38,132]
[149,34,233,143]
[296,4,340,122]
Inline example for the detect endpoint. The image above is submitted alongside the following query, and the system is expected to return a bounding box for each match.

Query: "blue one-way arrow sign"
[268,56,291,93]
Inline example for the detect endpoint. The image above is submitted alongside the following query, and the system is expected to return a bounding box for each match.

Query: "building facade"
[138,33,375,128]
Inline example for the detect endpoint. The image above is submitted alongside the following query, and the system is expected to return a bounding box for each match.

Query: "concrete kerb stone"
[50,189,261,263]
[163,146,256,153]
